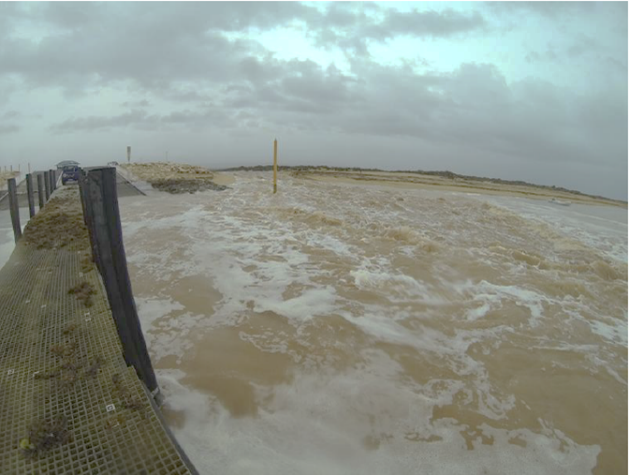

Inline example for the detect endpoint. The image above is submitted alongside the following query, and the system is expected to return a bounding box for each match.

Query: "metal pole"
[37,173,45,210]
[44,171,50,201]
[85,167,158,395]
[273,139,278,194]
[26,173,36,218]
[127,146,131,163]
[8,178,21,243]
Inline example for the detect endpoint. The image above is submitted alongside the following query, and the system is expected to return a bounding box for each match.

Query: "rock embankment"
[122,162,229,194]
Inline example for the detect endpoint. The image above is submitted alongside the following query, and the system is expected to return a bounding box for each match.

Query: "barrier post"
[37,173,45,210]
[8,178,21,243]
[44,171,50,201]
[273,139,278,194]
[26,173,35,218]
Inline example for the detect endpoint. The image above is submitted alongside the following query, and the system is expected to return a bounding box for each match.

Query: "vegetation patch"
[80,251,94,273]
[123,162,229,194]
[20,415,72,460]
[68,281,95,307]
[149,178,227,194]
[22,190,90,250]
[35,336,103,387]
[111,373,146,416]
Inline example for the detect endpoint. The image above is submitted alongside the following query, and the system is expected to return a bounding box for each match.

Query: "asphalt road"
[0,170,143,210]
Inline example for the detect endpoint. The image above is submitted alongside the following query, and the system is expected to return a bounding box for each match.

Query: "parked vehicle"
[56,160,80,170]
[61,166,81,185]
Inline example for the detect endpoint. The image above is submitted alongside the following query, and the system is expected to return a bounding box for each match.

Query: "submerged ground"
[118,170,626,475]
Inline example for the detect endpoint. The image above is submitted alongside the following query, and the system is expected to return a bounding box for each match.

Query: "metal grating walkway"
[0,215,193,473]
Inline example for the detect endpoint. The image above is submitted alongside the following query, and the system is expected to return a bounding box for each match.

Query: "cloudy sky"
[0,2,626,199]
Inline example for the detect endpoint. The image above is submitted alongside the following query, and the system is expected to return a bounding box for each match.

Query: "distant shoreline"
[218,165,627,207]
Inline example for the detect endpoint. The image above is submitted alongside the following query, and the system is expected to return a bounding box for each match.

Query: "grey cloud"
[565,34,600,57]
[122,100,150,108]
[47,53,626,180]
[603,56,628,73]
[0,124,19,135]
[526,34,604,64]
[0,3,488,94]
[363,9,486,40]
[0,107,21,135]
[38,2,103,29]
[162,90,212,103]
[0,3,284,95]
[50,106,235,133]
[33,2,312,36]
[0,2,625,198]
[486,1,598,19]
[309,5,486,56]
[2,110,20,119]
[50,110,149,133]
[256,59,627,177]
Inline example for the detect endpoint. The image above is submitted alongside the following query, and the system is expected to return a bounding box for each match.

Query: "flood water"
[120,172,627,475]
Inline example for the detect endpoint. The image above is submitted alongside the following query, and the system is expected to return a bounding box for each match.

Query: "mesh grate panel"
[0,238,194,473]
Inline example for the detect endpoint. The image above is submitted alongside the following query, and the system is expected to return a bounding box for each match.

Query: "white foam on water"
[135,297,185,329]
[475,281,547,323]
[350,268,430,299]
[481,196,628,263]
[588,317,628,347]
[119,173,624,474]
[158,355,599,475]
[253,286,338,321]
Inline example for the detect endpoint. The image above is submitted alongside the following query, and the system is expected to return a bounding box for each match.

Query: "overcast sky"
[0,2,626,199]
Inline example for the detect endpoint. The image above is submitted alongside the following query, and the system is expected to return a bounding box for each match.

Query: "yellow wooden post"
[273,139,278,194]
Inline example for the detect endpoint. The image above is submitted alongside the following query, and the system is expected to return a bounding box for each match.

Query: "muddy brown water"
[120,172,627,475]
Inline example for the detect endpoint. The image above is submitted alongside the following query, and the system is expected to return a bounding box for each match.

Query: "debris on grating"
[84,357,103,378]
[104,414,127,430]
[62,323,77,335]
[22,188,90,250]
[79,251,94,273]
[35,333,103,386]
[50,341,78,358]
[68,281,95,307]
[111,373,146,417]
[20,415,72,460]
